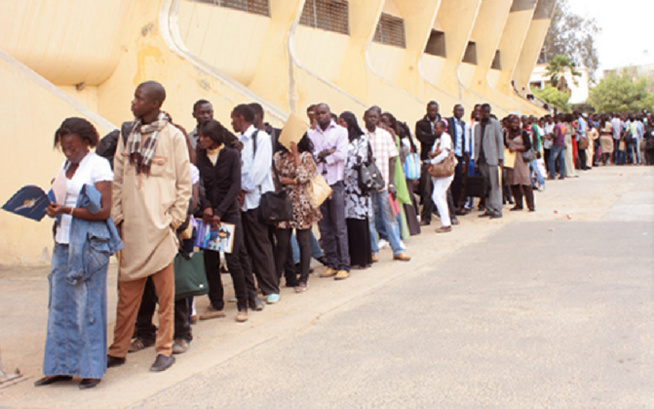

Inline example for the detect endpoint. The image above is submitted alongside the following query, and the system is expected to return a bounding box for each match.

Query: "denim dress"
[44,184,122,379]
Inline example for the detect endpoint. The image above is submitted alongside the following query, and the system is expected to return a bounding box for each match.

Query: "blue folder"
[2,185,56,221]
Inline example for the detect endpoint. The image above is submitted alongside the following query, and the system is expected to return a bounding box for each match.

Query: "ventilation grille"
[299,0,349,35]
[193,0,270,17]
[373,13,406,48]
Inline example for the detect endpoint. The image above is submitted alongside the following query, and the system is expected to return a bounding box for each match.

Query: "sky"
[567,0,653,75]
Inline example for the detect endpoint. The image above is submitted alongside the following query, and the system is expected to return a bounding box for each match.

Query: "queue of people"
[36,80,651,390]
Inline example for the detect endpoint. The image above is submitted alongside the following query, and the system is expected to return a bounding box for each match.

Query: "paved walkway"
[1,166,652,408]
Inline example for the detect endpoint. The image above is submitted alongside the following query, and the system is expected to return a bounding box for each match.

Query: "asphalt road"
[1,166,652,408]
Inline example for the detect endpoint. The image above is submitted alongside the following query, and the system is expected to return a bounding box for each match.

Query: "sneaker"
[150,354,175,372]
[172,339,189,354]
[319,267,338,278]
[128,337,154,353]
[249,297,265,311]
[236,309,248,323]
[266,293,280,304]
[378,239,390,249]
[199,306,226,320]
[334,270,349,280]
[295,283,308,293]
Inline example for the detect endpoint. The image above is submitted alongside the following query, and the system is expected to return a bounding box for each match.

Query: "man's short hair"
[193,99,211,112]
[232,104,255,123]
[138,81,166,107]
[481,103,491,111]
[248,102,264,119]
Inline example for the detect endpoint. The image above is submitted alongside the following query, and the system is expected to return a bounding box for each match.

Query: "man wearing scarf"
[107,81,192,372]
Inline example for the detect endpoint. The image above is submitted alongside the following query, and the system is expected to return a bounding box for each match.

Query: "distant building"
[529,63,590,105]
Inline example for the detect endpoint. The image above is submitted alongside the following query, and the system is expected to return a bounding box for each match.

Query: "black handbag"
[259,163,293,225]
[174,250,209,300]
[358,142,385,193]
[465,176,488,198]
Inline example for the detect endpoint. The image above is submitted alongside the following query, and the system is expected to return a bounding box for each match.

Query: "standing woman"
[273,136,322,290]
[505,115,535,212]
[599,115,614,165]
[428,121,456,233]
[563,114,577,177]
[38,118,122,389]
[339,111,373,269]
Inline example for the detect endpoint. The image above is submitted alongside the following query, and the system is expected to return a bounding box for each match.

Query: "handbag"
[259,164,293,225]
[174,250,209,300]
[427,140,456,178]
[465,175,488,198]
[578,136,589,150]
[403,152,421,180]
[305,173,332,209]
[358,142,385,193]
[522,148,537,162]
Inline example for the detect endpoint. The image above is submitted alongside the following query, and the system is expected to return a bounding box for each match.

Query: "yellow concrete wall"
[0,0,132,86]
[177,1,271,86]
[0,51,116,265]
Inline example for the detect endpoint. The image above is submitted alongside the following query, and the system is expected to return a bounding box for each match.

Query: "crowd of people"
[35,80,654,389]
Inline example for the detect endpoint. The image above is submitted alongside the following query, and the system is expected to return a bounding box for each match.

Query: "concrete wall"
[0,0,555,264]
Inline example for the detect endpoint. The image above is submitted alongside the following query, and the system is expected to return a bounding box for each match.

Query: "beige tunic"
[505,131,531,186]
[112,122,191,281]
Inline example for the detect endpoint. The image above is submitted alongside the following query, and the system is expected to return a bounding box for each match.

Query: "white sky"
[567,0,654,74]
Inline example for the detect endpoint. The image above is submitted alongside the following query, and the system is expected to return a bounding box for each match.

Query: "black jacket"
[415,116,441,161]
[197,147,242,218]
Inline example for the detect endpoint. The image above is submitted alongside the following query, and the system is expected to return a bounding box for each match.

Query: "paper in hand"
[278,113,310,149]
[2,185,54,221]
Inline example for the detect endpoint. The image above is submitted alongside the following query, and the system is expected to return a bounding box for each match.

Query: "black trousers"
[133,276,192,342]
[451,156,465,209]
[204,211,248,311]
[419,164,435,223]
[242,206,280,296]
[275,228,311,285]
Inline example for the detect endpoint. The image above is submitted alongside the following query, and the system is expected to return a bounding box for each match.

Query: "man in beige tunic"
[107,81,191,372]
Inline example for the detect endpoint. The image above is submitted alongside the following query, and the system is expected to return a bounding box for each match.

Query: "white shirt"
[430,132,453,165]
[55,153,113,244]
[239,125,274,211]
[366,127,398,191]
[453,118,464,157]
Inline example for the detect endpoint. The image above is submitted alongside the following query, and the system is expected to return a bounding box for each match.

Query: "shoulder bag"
[403,152,421,180]
[427,140,456,178]
[174,250,209,300]
[358,142,385,193]
[305,172,332,209]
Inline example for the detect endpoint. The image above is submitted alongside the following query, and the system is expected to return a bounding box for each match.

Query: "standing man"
[188,99,214,151]
[108,81,191,372]
[415,101,442,226]
[611,114,623,165]
[365,107,411,261]
[447,104,467,211]
[575,112,589,170]
[473,103,504,219]
[308,103,351,280]
[231,103,281,304]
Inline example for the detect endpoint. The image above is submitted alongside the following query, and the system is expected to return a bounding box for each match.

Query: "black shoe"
[107,355,126,368]
[248,297,265,311]
[315,256,328,266]
[34,375,72,386]
[490,214,502,219]
[150,354,175,372]
[79,378,101,390]
[478,212,491,218]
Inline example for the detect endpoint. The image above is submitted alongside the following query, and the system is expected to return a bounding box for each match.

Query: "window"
[373,13,406,48]
[193,0,270,16]
[424,29,446,57]
[491,50,501,70]
[462,41,477,64]
[299,0,349,35]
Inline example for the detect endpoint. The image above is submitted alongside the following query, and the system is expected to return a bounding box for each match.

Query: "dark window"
[424,29,446,57]
[462,41,477,64]
[491,50,501,70]
[193,0,270,16]
[299,0,349,35]
[373,13,406,48]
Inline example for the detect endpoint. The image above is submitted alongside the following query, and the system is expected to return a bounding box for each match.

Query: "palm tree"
[545,55,582,93]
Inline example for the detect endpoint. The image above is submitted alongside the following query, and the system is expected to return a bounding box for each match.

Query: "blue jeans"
[529,159,545,187]
[549,145,566,178]
[370,190,403,256]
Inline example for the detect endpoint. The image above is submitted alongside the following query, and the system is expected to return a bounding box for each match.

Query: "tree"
[587,70,654,114]
[541,0,600,81]
[545,55,581,93]
[533,84,571,113]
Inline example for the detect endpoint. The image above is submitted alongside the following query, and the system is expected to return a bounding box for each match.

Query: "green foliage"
[533,84,571,113]
[542,0,600,81]
[545,55,582,93]
[588,71,654,114]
